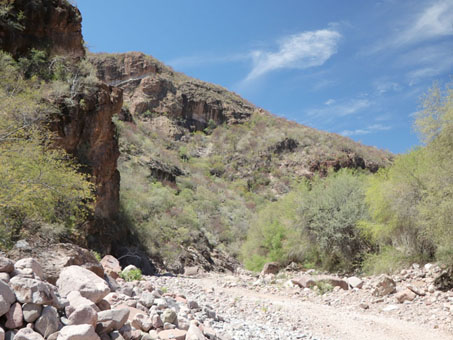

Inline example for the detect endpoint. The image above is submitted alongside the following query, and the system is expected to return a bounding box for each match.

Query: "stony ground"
[2,247,453,340]
[146,265,453,340]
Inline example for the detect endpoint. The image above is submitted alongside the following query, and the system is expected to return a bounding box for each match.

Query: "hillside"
[88,52,392,272]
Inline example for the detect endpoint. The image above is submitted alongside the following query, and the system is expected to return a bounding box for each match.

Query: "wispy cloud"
[244,29,342,81]
[340,124,392,136]
[395,0,453,46]
[307,98,371,118]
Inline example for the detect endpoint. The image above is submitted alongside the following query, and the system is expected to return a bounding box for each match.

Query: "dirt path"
[188,275,452,340]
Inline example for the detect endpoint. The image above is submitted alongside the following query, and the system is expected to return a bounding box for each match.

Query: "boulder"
[14,328,44,340]
[0,280,15,317]
[151,314,163,329]
[66,291,100,316]
[57,266,110,303]
[347,276,364,289]
[157,329,186,340]
[68,305,98,326]
[139,291,154,308]
[100,256,122,279]
[315,275,349,290]
[23,303,43,323]
[0,257,14,273]
[8,244,104,284]
[9,277,56,305]
[96,308,130,334]
[35,306,61,338]
[261,262,280,276]
[183,267,200,277]
[372,275,396,297]
[395,289,416,303]
[14,258,44,280]
[57,325,100,340]
[5,302,23,329]
[0,327,3,340]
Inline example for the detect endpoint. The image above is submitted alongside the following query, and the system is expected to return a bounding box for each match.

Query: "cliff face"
[0,0,121,250]
[89,52,256,131]
[0,0,84,58]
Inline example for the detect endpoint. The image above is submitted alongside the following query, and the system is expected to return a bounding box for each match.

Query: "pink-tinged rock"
[0,327,4,340]
[315,275,349,290]
[22,303,42,323]
[100,256,122,279]
[9,276,56,305]
[395,289,416,303]
[261,262,280,276]
[291,276,316,288]
[5,302,23,329]
[57,266,110,303]
[157,329,187,340]
[57,325,100,340]
[0,257,14,273]
[131,313,152,332]
[65,291,100,317]
[373,275,396,297]
[152,314,163,329]
[14,328,44,340]
[185,321,205,340]
[14,258,44,280]
[68,304,98,326]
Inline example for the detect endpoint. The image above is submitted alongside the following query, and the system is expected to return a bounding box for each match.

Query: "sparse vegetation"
[120,268,142,281]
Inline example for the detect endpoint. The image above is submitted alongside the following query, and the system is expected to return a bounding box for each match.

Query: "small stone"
[96,308,130,334]
[260,262,280,276]
[185,321,205,340]
[359,303,369,310]
[382,304,399,312]
[395,289,416,303]
[151,314,163,329]
[14,258,44,280]
[0,258,14,273]
[101,256,122,279]
[131,313,152,332]
[347,276,364,289]
[372,275,396,297]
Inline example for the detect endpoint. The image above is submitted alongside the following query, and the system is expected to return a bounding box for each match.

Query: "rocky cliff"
[89,52,256,131]
[0,0,121,251]
[0,0,84,58]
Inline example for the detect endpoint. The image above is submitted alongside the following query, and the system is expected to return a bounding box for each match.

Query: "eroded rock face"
[0,0,84,59]
[89,52,256,131]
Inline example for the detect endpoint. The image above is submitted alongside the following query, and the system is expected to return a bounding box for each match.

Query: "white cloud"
[325,99,336,105]
[340,124,392,136]
[307,98,371,118]
[395,0,453,45]
[244,30,341,81]
[374,80,402,95]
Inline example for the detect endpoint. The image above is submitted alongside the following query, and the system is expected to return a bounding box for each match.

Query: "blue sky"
[77,0,453,153]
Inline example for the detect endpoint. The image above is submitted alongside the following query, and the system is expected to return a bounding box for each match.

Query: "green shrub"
[120,268,142,281]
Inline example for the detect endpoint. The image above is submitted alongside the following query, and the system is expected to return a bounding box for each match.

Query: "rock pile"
[0,254,223,340]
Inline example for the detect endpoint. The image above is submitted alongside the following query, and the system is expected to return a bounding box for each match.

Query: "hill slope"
[89,52,392,272]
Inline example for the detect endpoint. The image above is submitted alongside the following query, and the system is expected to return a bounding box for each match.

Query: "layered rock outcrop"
[89,52,257,131]
[0,0,84,58]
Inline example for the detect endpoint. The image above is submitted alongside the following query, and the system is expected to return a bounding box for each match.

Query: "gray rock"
[0,327,4,340]
[13,328,43,340]
[131,313,152,332]
[23,303,43,323]
[139,291,154,308]
[57,266,110,303]
[0,257,14,273]
[151,314,163,329]
[9,276,56,305]
[109,331,124,340]
[35,306,61,338]
[96,308,130,334]
[186,321,205,340]
[347,276,364,289]
[4,331,14,340]
[57,325,100,340]
[161,309,177,325]
[14,258,44,280]
[0,280,15,317]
